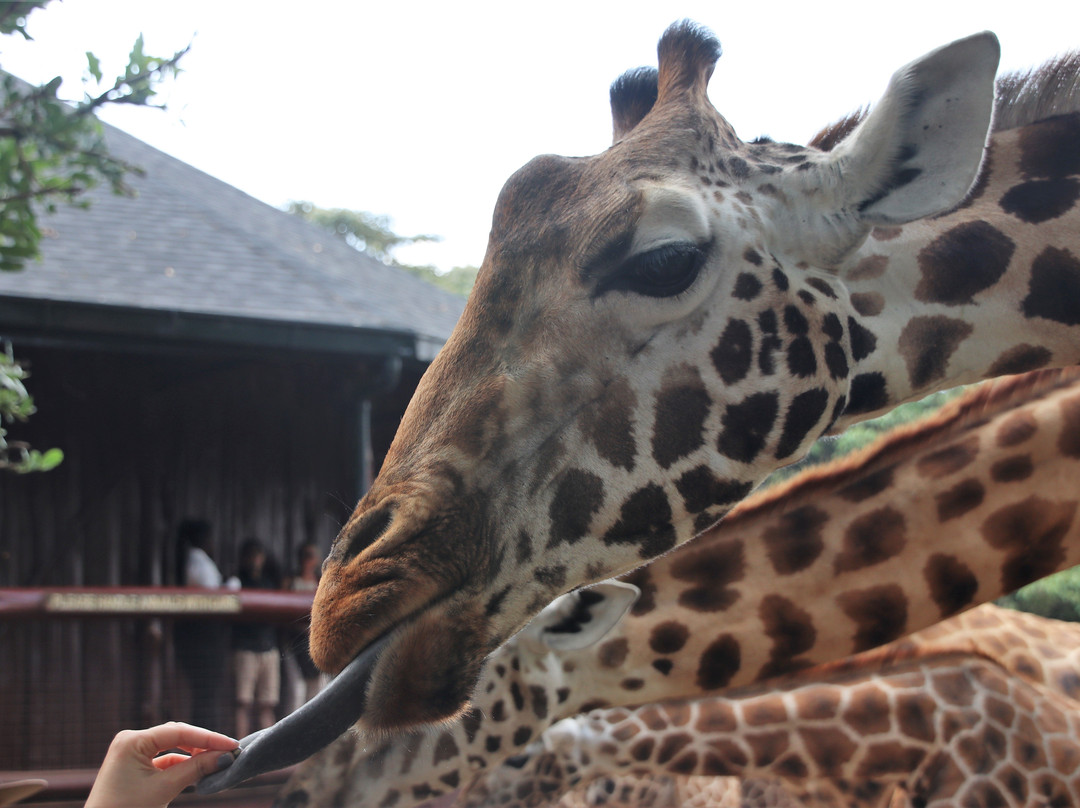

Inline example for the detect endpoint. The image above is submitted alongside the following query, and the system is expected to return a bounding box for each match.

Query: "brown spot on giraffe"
[982,495,1077,592]
[916,435,980,479]
[743,700,788,728]
[841,683,891,736]
[756,594,816,681]
[856,742,927,779]
[432,732,459,766]
[935,478,986,521]
[716,391,779,463]
[710,318,754,384]
[602,484,677,559]
[579,377,638,472]
[798,726,858,775]
[924,553,979,617]
[988,344,1053,378]
[761,503,828,575]
[674,465,752,516]
[996,408,1038,447]
[833,506,907,573]
[649,621,689,655]
[696,634,741,690]
[837,584,909,653]
[670,538,745,613]
[870,226,902,241]
[775,387,831,459]
[835,464,895,503]
[991,454,1034,482]
[898,315,974,389]
[897,691,939,742]
[797,689,841,721]
[848,254,889,281]
[1021,246,1080,326]
[598,638,630,669]
[999,177,1080,223]
[849,291,885,316]
[915,221,1016,305]
[1017,111,1080,179]
[651,366,711,469]
[548,469,605,546]
[695,701,736,734]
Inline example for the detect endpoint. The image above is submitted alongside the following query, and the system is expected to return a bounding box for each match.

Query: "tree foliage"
[1,2,187,272]
[1,0,186,471]
[288,200,478,295]
[403,263,479,296]
[998,567,1080,623]
[0,341,60,472]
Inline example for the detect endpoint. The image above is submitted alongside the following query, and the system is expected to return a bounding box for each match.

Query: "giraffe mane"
[806,106,868,152]
[717,366,1080,532]
[994,50,1080,131]
[807,49,1080,151]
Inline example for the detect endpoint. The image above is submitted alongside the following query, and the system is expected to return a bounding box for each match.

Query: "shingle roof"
[0,120,466,361]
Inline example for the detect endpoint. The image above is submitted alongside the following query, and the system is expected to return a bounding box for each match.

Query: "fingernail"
[216,749,240,770]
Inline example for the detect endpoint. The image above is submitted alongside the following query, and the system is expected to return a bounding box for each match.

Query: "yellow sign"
[45,592,242,615]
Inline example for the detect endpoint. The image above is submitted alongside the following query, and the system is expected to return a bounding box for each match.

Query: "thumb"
[158,749,234,793]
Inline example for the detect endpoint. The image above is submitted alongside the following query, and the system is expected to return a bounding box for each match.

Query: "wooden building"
[0,121,465,771]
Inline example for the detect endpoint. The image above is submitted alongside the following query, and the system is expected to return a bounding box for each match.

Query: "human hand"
[85,722,239,808]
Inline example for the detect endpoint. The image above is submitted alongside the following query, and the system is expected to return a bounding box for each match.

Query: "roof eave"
[0,295,435,360]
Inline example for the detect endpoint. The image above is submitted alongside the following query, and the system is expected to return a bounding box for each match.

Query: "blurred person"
[282,542,327,712]
[229,537,282,738]
[172,519,226,730]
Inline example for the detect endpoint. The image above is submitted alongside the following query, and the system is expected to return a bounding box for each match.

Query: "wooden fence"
[0,587,313,781]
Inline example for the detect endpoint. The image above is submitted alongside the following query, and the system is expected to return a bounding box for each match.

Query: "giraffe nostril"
[339,504,394,563]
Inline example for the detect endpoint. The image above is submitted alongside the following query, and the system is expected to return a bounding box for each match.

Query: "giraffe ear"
[523,582,640,651]
[830,31,1000,225]
[610,67,659,142]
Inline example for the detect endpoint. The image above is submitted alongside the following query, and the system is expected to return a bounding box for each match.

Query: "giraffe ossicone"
[199,17,1080,791]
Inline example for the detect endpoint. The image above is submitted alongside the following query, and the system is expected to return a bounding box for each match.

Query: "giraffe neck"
[592,369,1080,707]
[833,112,1080,428]
[278,643,595,808]
[279,369,1080,808]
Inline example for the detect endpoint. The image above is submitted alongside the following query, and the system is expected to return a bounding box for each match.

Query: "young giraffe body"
[460,606,1080,808]
[200,25,1080,790]
[573,774,800,808]
[276,368,1080,808]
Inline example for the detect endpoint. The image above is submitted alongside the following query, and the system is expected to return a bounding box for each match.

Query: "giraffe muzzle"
[195,630,392,794]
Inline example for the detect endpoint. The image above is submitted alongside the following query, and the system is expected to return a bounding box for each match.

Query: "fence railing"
[0,587,318,805]
[0,586,314,621]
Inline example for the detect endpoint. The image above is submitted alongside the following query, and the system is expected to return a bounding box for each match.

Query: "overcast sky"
[2,0,1077,272]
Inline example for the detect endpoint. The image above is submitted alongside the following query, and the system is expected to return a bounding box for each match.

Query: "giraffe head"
[308,23,1000,731]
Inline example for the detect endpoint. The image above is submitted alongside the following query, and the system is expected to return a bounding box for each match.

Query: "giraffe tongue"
[195,632,391,794]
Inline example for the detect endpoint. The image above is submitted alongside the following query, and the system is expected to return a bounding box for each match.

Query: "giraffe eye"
[601,242,706,299]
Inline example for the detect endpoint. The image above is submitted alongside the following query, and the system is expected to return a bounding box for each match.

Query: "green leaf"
[86,51,102,83]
